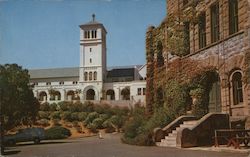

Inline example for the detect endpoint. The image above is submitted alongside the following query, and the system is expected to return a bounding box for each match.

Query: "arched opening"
[84,72,88,81]
[121,87,130,100]
[232,71,243,105]
[89,72,93,81]
[39,91,47,101]
[54,91,61,101]
[86,89,95,100]
[106,89,115,100]
[94,71,97,80]
[208,72,221,112]
[66,90,80,101]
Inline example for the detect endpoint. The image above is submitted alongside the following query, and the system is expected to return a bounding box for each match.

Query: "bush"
[38,111,50,120]
[82,101,95,112]
[70,112,79,122]
[40,102,50,111]
[122,106,171,146]
[50,111,61,120]
[58,101,71,111]
[52,119,61,126]
[84,112,99,125]
[49,103,58,111]
[78,112,88,121]
[60,111,71,121]
[37,119,50,127]
[92,118,105,129]
[45,126,71,139]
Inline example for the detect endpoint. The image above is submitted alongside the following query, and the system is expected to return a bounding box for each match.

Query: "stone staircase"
[157,120,198,147]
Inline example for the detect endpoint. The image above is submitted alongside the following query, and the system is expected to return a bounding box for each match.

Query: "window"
[232,72,243,105]
[87,31,90,39]
[89,72,93,81]
[143,88,146,95]
[46,82,51,85]
[229,0,238,35]
[73,81,78,84]
[59,81,64,85]
[94,71,97,80]
[90,58,92,63]
[211,2,220,43]
[84,72,88,81]
[90,48,92,52]
[183,22,190,54]
[34,82,38,86]
[199,12,206,49]
[94,30,97,38]
[84,31,88,39]
[137,88,142,95]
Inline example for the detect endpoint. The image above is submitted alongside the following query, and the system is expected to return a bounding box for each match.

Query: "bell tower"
[79,14,107,100]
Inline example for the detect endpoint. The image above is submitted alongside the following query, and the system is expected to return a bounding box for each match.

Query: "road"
[3,134,249,157]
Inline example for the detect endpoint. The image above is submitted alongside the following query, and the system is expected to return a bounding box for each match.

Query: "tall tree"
[0,64,39,131]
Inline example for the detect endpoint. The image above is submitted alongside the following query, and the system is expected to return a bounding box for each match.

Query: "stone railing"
[177,113,230,148]
[153,115,198,143]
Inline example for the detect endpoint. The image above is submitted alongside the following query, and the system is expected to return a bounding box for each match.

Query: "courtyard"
[4,134,249,157]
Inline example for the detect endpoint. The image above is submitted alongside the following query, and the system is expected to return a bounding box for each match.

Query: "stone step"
[168,132,177,137]
[159,139,177,147]
[165,136,176,141]
[183,120,198,125]
[179,123,195,128]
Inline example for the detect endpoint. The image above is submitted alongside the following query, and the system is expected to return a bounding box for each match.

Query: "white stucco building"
[29,15,146,107]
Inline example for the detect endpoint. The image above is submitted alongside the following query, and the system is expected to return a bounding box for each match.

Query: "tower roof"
[79,14,107,33]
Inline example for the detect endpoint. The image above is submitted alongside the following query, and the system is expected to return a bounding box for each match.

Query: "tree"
[0,64,40,131]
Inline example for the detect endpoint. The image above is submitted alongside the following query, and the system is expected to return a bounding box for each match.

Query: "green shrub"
[52,119,61,126]
[37,119,50,127]
[38,111,50,120]
[40,102,50,111]
[50,111,61,120]
[78,112,88,121]
[82,101,95,112]
[86,123,98,133]
[84,112,99,125]
[58,101,71,111]
[70,112,79,121]
[60,111,71,121]
[92,118,104,129]
[45,126,71,139]
[49,103,58,111]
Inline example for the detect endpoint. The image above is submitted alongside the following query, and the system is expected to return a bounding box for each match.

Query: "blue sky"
[0,0,166,69]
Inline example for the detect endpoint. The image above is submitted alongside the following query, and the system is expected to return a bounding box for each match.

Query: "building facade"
[29,15,146,107]
[146,0,250,117]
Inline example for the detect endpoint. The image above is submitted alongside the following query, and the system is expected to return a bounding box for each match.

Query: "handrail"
[153,115,197,143]
[177,113,230,148]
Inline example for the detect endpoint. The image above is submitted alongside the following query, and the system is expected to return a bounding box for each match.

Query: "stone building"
[29,15,146,107]
[146,0,250,117]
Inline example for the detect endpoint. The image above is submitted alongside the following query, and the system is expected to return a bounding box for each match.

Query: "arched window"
[94,71,97,80]
[94,30,97,38]
[91,30,94,38]
[232,71,243,105]
[84,72,88,81]
[89,72,92,81]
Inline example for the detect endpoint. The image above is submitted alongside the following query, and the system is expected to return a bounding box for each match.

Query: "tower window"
[94,71,97,80]
[87,31,90,38]
[59,81,64,85]
[46,82,51,85]
[90,48,92,52]
[84,72,88,81]
[94,30,97,38]
[199,12,206,49]
[89,72,93,81]
[211,2,220,43]
[91,30,94,38]
[84,31,88,39]
[90,58,92,63]
[229,0,238,35]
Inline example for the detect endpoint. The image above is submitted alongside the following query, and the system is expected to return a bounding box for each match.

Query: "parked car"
[4,127,45,146]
